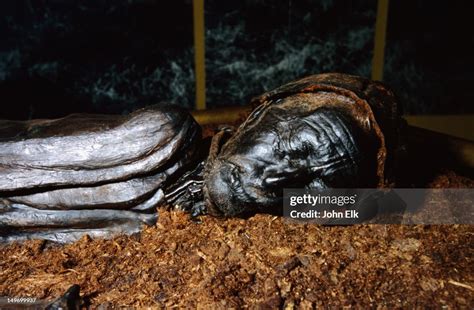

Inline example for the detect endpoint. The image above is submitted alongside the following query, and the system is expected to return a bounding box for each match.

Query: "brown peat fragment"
[0,123,472,308]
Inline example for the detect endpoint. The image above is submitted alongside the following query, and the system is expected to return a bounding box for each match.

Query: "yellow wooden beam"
[371,0,389,81]
[193,0,206,110]
[191,106,253,125]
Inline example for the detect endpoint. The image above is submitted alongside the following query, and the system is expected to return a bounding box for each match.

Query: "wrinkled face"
[205,138,281,217]
[205,107,377,217]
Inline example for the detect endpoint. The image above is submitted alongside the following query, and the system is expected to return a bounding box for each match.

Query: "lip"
[205,159,256,216]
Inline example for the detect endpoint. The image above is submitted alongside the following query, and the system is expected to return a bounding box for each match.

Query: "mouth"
[204,160,258,217]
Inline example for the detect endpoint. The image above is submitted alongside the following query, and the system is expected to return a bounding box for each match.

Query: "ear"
[207,127,235,163]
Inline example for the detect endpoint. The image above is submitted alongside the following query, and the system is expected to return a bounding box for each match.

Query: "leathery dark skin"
[202,73,405,217]
[0,73,404,242]
[0,104,202,243]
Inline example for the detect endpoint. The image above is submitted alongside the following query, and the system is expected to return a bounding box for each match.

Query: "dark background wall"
[0,0,472,120]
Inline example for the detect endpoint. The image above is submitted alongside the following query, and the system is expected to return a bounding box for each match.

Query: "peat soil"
[0,122,473,308]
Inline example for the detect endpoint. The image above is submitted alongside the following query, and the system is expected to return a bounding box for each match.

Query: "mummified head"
[204,106,379,217]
